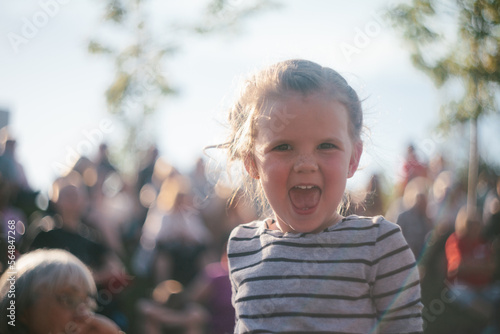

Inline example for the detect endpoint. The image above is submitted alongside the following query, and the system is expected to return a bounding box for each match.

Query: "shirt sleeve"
[226,230,240,327]
[369,218,424,333]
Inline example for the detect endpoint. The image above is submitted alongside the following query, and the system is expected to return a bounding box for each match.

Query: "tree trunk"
[467,117,478,219]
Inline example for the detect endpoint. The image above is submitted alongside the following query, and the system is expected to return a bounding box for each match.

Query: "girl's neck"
[272,213,343,234]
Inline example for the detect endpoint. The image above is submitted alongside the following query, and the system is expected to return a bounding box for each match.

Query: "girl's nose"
[293,154,318,173]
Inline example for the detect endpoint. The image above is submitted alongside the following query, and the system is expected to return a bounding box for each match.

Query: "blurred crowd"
[0,138,256,334]
[1,135,500,334]
[346,144,500,334]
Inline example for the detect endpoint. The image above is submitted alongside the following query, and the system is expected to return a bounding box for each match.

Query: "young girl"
[222,59,423,333]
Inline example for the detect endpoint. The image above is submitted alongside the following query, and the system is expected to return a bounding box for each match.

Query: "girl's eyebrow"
[321,136,342,142]
[265,136,344,144]
[321,137,345,145]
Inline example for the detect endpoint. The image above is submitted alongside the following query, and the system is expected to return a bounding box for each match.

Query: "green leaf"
[88,40,114,54]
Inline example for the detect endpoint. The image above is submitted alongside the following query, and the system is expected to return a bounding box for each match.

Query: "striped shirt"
[227,215,423,334]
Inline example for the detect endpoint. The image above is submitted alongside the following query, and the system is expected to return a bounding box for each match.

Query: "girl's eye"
[318,143,336,150]
[273,144,291,151]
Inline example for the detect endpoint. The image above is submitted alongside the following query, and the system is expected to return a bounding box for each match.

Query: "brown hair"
[217,59,363,215]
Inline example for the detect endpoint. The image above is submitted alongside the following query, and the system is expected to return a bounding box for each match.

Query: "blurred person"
[384,195,405,225]
[134,154,177,227]
[0,177,27,257]
[0,138,38,219]
[427,171,467,232]
[428,153,447,180]
[136,243,233,334]
[71,146,133,257]
[362,173,385,216]
[72,156,98,191]
[0,249,122,334]
[22,173,130,330]
[87,143,123,251]
[136,145,160,194]
[446,207,495,286]
[397,144,427,196]
[480,175,500,283]
[445,207,500,332]
[193,180,257,256]
[483,193,500,283]
[416,172,468,333]
[140,174,212,286]
[125,145,161,252]
[189,157,214,203]
[65,156,129,256]
[482,175,500,228]
[131,150,174,218]
[476,171,497,218]
[396,176,432,260]
[351,173,386,217]
[94,143,117,188]
[0,139,30,191]
[136,279,208,334]
[188,157,222,248]
[25,174,113,274]
[86,173,135,257]
[222,188,258,243]
[189,243,235,334]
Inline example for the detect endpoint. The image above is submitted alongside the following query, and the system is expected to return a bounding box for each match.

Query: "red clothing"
[445,232,493,287]
[402,157,426,187]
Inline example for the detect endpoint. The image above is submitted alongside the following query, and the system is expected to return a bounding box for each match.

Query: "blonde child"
[221,59,423,333]
[0,249,122,334]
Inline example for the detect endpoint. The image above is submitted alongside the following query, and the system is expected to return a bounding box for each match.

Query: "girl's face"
[23,285,94,334]
[247,92,362,233]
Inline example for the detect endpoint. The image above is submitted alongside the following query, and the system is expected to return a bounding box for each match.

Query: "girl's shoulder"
[228,216,401,239]
[229,220,267,239]
[340,215,401,235]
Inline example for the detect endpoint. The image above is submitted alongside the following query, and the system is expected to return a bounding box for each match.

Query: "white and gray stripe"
[228,215,423,334]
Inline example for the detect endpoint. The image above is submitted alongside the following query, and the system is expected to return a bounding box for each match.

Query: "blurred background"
[3,0,499,194]
[1,0,500,333]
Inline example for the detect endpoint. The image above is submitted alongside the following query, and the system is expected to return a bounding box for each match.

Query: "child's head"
[0,249,97,334]
[223,59,363,233]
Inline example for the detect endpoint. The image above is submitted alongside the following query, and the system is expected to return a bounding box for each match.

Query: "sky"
[1,0,498,195]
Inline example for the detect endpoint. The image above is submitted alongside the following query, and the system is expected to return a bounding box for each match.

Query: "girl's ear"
[348,141,363,178]
[244,154,260,179]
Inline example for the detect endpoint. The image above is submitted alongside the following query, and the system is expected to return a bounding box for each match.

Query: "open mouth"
[289,185,321,213]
